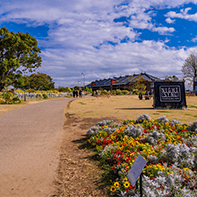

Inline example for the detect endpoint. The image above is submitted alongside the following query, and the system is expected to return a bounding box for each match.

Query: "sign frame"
[127,154,147,186]
[153,81,187,109]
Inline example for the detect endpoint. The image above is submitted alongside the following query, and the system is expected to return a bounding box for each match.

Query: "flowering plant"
[86,114,197,196]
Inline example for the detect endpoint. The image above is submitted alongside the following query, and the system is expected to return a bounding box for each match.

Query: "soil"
[55,111,120,197]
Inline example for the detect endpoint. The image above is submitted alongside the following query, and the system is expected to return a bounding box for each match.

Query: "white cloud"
[152,26,175,34]
[192,36,197,42]
[1,0,197,87]
[165,17,175,23]
[165,7,197,22]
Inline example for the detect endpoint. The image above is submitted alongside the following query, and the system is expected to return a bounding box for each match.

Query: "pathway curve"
[0,98,72,197]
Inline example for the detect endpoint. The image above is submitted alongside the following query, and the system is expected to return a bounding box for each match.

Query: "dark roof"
[86,73,161,88]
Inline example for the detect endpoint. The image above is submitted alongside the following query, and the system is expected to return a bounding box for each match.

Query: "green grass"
[78,102,86,105]
[157,111,170,113]
[153,113,160,115]
[185,114,193,116]
[188,105,197,109]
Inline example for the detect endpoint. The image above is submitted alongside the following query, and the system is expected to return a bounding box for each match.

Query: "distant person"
[139,92,143,100]
[79,89,82,97]
[76,90,79,98]
[73,90,76,98]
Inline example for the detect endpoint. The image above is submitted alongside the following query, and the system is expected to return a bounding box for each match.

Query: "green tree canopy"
[14,73,55,90]
[58,86,72,92]
[0,27,42,91]
[28,72,55,90]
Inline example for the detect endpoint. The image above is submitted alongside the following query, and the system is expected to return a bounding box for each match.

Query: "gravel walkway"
[0,98,72,197]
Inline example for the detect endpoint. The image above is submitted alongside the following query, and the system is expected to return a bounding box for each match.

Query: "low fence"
[14,92,72,101]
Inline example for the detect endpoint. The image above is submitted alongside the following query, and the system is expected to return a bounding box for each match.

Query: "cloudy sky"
[1,0,197,88]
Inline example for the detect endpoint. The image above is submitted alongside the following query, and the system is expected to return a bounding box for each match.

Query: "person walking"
[75,90,79,98]
[72,89,76,98]
[79,89,82,97]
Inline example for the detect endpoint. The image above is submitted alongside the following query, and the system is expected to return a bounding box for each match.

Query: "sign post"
[127,154,147,197]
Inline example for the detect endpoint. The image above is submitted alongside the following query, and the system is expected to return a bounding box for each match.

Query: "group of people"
[73,89,82,98]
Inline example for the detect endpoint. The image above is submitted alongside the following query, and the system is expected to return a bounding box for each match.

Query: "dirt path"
[0,98,72,197]
[55,112,120,197]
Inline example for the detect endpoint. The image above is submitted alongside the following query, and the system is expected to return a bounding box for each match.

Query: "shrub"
[42,94,49,99]
[122,90,129,95]
[12,96,22,104]
[116,89,122,95]
[110,90,116,95]
[2,92,14,102]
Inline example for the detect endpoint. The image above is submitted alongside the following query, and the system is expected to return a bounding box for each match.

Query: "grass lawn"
[68,95,197,124]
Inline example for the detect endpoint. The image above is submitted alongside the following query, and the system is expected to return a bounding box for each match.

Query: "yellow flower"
[123,177,128,182]
[124,181,130,188]
[114,182,120,188]
[110,186,116,192]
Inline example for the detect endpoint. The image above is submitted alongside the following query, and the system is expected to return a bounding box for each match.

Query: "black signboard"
[153,81,187,109]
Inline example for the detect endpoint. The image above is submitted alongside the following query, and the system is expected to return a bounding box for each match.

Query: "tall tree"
[182,52,197,82]
[0,27,42,91]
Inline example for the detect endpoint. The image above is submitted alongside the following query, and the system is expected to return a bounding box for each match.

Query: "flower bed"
[86,114,197,197]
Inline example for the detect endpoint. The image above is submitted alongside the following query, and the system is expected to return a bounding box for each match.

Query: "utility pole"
[81,73,85,88]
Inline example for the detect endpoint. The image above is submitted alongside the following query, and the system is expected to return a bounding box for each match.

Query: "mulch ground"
[54,112,120,197]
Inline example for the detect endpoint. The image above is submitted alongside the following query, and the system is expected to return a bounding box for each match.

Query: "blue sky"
[1,0,197,88]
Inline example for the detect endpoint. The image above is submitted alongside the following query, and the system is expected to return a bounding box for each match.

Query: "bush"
[2,92,14,102]
[101,90,109,95]
[110,90,116,95]
[116,89,122,95]
[12,96,22,104]
[122,90,129,95]
[42,94,49,99]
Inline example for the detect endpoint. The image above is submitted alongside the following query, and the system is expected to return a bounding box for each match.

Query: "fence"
[14,92,72,101]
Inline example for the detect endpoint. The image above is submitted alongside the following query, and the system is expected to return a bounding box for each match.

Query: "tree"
[130,75,146,92]
[182,52,197,83]
[28,73,55,90]
[164,75,179,81]
[0,27,42,91]
[13,75,30,90]
[58,86,72,92]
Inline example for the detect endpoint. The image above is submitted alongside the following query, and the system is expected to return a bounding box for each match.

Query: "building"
[86,73,161,92]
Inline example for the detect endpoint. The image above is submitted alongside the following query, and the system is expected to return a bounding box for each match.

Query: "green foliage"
[115,89,122,95]
[2,92,13,102]
[0,26,42,91]
[58,86,72,92]
[27,72,55,90]
[122,90,129,95]
[101,89,109,95]
[130,75,147,92]
[42,94,49,99]
[1,92,21,104]
[78,102,86,105]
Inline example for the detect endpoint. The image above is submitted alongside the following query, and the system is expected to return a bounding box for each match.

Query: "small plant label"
[127,154,147,186]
